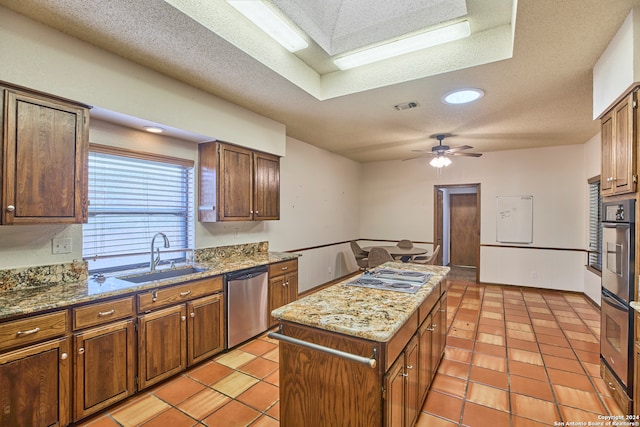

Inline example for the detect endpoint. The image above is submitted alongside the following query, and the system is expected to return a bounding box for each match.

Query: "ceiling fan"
[404,133,482,167]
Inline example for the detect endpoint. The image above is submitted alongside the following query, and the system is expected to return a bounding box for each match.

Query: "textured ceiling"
[1,0,639,163]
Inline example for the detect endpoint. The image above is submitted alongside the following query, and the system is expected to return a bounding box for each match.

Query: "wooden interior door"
[450,193,479,267]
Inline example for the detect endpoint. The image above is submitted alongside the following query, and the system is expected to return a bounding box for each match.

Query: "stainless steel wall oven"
[600,198,635,395]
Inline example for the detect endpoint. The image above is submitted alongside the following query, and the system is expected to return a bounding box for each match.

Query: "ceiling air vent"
[394,101,420,111]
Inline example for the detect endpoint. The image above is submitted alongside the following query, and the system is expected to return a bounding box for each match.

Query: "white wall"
[593,8,640,118]
[583,133,603,304]
[361,144,591,293]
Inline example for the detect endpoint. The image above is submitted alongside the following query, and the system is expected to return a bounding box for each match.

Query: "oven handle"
[602,290,628,311]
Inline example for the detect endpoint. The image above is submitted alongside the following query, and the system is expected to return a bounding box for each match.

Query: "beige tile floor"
[78,272,623,427]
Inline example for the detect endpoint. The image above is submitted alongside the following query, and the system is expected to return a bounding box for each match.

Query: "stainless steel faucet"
[150,232,170,272]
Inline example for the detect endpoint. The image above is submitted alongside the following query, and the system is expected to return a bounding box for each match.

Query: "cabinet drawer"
[138,276,223,312]
[269,259,298,277]
[0,310,68,352]
[73,296,134,330]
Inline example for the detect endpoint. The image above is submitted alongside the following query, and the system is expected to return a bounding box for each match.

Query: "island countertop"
[271,261,449,343]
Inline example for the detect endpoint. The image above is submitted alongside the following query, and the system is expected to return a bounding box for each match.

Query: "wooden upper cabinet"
[601,89,637,196]
[219,143,254,221]
[1,85,89,224]
[254,151,280,220]
[198,141,280,222]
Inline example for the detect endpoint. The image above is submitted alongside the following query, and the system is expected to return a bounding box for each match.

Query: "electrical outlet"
[52,237,72,254]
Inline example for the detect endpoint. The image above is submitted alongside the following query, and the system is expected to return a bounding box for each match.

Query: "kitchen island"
[271,262,449,427]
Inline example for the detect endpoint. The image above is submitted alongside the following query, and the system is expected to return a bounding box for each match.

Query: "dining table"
[361,245,428,261]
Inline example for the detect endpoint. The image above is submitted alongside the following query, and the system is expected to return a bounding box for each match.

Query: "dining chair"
[368,247,394,268]
[350,240,369,270]
[397,239,413,249]
[411,245,440,265]
[395,239,414,261]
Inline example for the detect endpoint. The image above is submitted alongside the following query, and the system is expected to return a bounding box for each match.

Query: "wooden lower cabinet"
[73,319,135,421]
[187,293,225,366]
[384,354,405,427]
[431,295,447,376]
[0,336,70,427]
[278,288,446,427]
[418,313,433,403]
[404,336,420,427]
[138,291,226,389]
[138,304,187,390]
[268,259,298,327]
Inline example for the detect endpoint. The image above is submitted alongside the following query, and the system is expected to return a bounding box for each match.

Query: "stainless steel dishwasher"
[226,265,269,348]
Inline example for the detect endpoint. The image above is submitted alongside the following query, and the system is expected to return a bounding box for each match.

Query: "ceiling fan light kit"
[403,133,483,166]
[430,156,452,168]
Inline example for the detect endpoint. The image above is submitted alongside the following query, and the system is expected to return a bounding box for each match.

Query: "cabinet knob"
[181,316,186,321]
[179,290,192,297]
[190,312,195,318]
[60,353,68,360]
[406,365,413,370]
[78,348,85,355]
[6,205,15,212]
[401,373,409,377]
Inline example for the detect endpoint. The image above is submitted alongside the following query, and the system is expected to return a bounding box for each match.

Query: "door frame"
[434,183,481,283]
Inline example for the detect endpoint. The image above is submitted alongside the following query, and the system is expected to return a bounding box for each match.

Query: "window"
[587,176,602,273]
[83,144,194,273]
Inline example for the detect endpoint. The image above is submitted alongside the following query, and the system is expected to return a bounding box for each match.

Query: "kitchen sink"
[118,266,208,284]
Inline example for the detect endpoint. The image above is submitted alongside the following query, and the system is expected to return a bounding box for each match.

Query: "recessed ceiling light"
[442,88,484,105]
[144,126,165,133]
[227,1,308,52]
[333,21,471,71]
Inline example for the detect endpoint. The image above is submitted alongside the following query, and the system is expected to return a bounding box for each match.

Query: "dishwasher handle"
[226,265,268,282]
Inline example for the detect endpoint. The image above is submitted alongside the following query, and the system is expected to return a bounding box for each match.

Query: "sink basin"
[118,267,208,284]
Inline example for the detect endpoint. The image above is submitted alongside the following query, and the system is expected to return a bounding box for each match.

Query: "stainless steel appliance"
[345,268,432,294]
[226,265,269,348]
[601,199,635,394]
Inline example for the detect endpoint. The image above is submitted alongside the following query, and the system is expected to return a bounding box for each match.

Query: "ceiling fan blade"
[450,152,482,157]
[446,145,473,153]
[402,154,434,161]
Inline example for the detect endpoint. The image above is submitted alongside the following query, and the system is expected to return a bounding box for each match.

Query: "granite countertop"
[631,301,640,313]
[271,261,449,343]
[0,251,299,321]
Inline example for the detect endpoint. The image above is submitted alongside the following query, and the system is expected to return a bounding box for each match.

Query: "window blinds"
[83,146,194,273]
[588,179,601,271]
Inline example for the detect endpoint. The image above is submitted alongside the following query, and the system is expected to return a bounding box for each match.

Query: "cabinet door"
[0,336,70,427]
[187,293,225,366]
[384,354,405,427]
[73,319,135,421]
[430,300,443,380]
[2,89,88,224]
[268,275,290,328]
[253,152,280,220]
[405,336,419,427]
[219,143,253,221]
[418,313,433,404]
[138,305,187,389]
[613,92,636,194]
[601,111,614,195]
